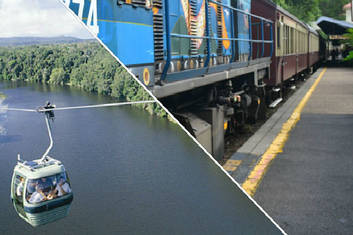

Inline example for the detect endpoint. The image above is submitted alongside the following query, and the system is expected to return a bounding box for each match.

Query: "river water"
[0,81,281,234]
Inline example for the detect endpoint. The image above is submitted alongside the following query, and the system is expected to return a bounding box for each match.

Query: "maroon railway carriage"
[252,0,320,88]
[308,26,320,71]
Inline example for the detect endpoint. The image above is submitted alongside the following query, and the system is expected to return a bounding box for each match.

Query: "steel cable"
[0,100,156,113]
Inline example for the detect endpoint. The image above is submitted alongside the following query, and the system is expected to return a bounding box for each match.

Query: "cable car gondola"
[11,102,72,227]
[1,100,155,227]
[11,157,73,227]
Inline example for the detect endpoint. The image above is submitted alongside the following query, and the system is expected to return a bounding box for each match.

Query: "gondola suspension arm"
[41,113,54,162]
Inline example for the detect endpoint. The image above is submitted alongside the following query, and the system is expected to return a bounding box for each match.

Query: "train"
[63,0,329,160]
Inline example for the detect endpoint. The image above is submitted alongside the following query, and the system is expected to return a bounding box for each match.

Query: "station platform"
[224,67,353,234]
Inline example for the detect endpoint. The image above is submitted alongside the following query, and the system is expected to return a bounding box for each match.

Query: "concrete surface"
[255,67,353,234]
[226,68,324,183]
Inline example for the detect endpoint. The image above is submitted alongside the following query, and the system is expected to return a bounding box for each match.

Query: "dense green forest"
[0,42,167,118]
[273,0,351,22]
[344,29,353,62]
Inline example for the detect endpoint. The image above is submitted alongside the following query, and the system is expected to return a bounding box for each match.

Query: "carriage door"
[12,174,27,218]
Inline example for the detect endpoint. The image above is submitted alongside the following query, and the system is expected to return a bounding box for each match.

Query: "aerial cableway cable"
[0,99,157,162]
[0,100,156,113]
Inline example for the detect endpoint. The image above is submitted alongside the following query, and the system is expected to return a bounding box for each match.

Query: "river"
[0,81,281,234]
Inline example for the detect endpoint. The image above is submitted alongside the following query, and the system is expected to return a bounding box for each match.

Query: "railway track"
[222,71,311,163]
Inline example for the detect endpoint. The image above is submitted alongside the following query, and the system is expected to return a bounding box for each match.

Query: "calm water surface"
[0,81,281,234]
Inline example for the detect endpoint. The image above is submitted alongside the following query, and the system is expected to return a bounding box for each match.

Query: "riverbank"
[0,42,169,119]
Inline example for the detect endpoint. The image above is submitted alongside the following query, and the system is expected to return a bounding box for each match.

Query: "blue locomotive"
[62,0,324,161]
[62,0,276,160]
[62,0,273,90]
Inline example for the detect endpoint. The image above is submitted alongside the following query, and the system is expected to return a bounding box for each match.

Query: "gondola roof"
[15,157,64,179]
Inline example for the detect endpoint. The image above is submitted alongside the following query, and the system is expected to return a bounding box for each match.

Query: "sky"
[0,0,93,39]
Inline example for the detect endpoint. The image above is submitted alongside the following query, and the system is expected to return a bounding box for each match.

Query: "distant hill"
[0,36,95,47]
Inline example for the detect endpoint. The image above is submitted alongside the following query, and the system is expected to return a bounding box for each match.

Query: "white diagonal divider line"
[56,1,287,234]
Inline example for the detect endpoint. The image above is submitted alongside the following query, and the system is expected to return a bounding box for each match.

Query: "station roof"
[316,16,353,36]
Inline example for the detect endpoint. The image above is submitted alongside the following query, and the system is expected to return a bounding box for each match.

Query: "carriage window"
[294,29,298,53]
[286,26,290,55]
[288,27,290,54]
[277,25,281,49]
[300,32,302,53]
[283,25,290,55]
[283,26,286,54]
[290,28,292,53]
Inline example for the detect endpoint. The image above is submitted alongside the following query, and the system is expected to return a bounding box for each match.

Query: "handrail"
[161,0,171,81]
[170,33,272,43]
[162,0,274,79]
[248,11,252,61]
[204,0,211,68]
[270,23,274,57]
[208,0,273,23]
[261,20,265,57]
[230,8,236,63]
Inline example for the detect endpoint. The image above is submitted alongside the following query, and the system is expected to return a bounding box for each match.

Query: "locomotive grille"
[152,0,164,62]
[216,0,223,55]
[152,0,162,8]
[206,3,212,56]
[189,0,198,55]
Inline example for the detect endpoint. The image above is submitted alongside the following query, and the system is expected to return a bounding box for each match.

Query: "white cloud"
[0,0,93,38]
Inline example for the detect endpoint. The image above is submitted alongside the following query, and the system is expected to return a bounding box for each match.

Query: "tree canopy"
[0,42,167,118]
[343,29,353,63]
[319,0,351,20]
[272,0,351,22]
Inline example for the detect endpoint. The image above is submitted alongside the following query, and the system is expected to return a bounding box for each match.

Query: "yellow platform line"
[242,68,328,197]
[223,160,242,172]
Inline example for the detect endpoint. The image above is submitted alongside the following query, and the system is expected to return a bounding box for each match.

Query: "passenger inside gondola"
[25,173,72,203]
[39,177,53,191]
[49,175,71,198]
[26,177,53,203]
[26,180,37,196]
[16,177,25,197]
[28,185,46,204]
